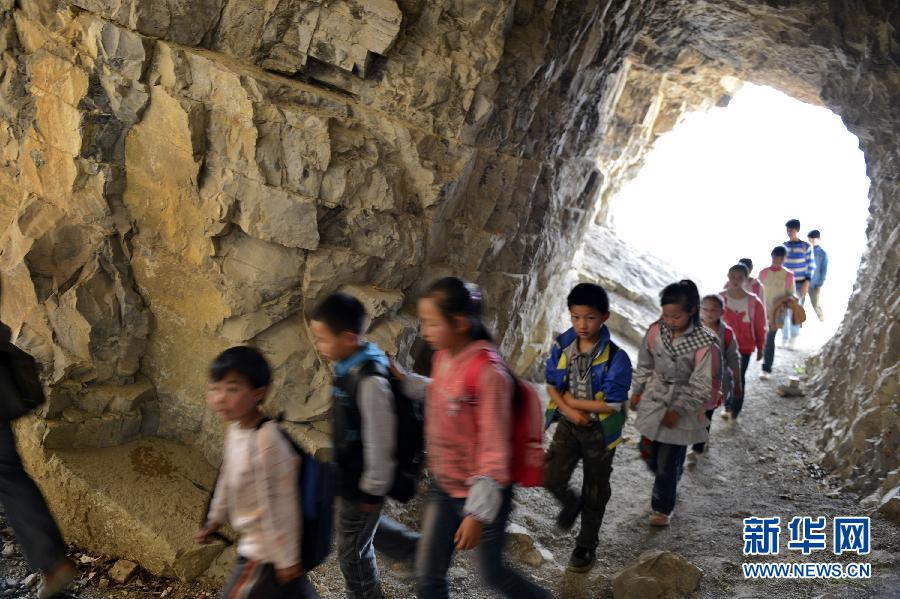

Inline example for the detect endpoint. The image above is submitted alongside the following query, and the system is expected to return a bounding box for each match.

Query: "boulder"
[612,550,702,599]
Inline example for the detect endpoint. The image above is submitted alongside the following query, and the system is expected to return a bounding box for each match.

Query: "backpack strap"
[463,349,501,400]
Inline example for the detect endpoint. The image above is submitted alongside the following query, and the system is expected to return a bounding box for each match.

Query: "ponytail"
[424,277,494,343]
[660,279,701,326]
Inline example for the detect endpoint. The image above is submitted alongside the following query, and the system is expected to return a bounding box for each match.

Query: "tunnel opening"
[603,82,871,351]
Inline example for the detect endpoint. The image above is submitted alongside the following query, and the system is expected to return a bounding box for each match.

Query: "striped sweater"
[783,240,816,282]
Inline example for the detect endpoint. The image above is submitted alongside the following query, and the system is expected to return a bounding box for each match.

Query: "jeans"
[0,420,67,573]
[762,330,778,373]
[728,354,752,417]
[415,485,550,599]
[543,419,615,550]
[782,280,806,340]
[809,286,823,320]
[338,498,420,599]
[644,440,687,516]
[691,409,716,453]
[221,555,320,599]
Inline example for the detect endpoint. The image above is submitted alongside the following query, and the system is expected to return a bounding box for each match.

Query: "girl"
[393,277,550,599]
[629,280,719,527]
[720,264,767,421]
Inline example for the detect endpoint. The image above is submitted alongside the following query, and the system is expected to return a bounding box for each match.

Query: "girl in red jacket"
[720,264,767,421]
[396,277,550,599]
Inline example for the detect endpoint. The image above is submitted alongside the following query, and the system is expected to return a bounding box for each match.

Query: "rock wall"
[0,0,897,574]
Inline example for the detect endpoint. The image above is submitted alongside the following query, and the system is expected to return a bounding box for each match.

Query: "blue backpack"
[205,417,337,572]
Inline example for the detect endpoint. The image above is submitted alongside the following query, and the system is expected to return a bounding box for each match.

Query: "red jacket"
[720,291,767,355]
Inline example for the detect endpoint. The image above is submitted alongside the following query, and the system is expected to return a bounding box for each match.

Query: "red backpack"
[464,350,545,488]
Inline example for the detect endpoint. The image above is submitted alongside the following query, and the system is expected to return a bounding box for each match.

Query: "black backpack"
[0,342,46,421]
[343,362,425,503]
[204,417,337,573]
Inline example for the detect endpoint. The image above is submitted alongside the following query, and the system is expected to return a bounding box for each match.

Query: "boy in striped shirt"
[782,219,816,347]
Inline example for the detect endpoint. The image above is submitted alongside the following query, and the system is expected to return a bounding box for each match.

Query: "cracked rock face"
[0,0,897,574]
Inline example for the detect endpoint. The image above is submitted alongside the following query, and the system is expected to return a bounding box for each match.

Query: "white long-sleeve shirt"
[207,421,300,569]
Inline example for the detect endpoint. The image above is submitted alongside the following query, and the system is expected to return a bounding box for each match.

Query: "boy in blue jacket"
[543,283,633,573]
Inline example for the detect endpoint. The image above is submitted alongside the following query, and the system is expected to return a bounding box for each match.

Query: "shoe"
[720,411,731,420]
[649,511,671,527]
[567,546,596,573]
[555,499,582,532]
[815,306,825,321]
[686,452,698,467]
[786,337,797,349]
[759,371,770,380]
[38,559,77,599]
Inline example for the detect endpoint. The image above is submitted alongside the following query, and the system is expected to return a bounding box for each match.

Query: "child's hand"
[756,348,763,361]
[194,522,221,545]
[562,405,590,427]
[661,410,680,428]
[275,563,304,584]
[454,515,483,551]
[629,394,642,409]
[387,355,407,381]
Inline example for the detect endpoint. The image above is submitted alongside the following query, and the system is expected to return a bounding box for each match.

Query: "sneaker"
[759,371,770,380]
[686,451,699,467]
[567,546,596,573]
[649,511,671,527]
[720,411,731,420]
[555,499,582,532]
[38,559,77,599]
[786,337,797,349]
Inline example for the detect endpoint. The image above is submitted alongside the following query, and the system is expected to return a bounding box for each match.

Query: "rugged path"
[1,348,898,598]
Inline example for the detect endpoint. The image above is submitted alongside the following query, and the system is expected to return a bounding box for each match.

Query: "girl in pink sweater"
[398,277,550,599]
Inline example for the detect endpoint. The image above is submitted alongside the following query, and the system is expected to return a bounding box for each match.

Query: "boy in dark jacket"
[543,284,633,572]
[310,293,419,599]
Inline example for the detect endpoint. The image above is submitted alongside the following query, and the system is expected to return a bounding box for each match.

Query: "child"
[543,283,632,572]
[782,219,816,346]
[807,230,828,321]
[758,247,796,379]
[691,295,740,462]
[197,347,320,599]
[720,264,767,421]
[394,277,550,599]
[722,258,765,309]
[630,280,718,527]
[309,293,419,599]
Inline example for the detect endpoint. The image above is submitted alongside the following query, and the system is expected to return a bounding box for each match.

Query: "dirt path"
[1,347,898,598]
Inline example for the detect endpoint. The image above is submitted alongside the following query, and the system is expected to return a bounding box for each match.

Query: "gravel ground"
[1,347,898,598]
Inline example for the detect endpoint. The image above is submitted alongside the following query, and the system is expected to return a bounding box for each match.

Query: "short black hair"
[209,346,272,389]
[702,294,724,309]
[660,280,701,325]
[729,263,750,277]
[567,283,610,314]
[808,229,821,238]
[311,292,368,335]
[771,246,787,258]
[785,219,801,230]
[738,257,753,271]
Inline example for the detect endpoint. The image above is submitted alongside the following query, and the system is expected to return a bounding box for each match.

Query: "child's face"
[310,319,359,362]
[661,303,694,333]
[700,299,722,327]
[417,296,466,351]
[771,255,785,268]
[206,370,265,423]
[786,227,799,240]
[727,270,747,290]
[808,236,818,246]
[569,305,608,341]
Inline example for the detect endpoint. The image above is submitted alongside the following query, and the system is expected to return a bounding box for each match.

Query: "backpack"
[340,361,425,503]
[0,342,46,421]
[204,417,337,573]
[464,350,544,488]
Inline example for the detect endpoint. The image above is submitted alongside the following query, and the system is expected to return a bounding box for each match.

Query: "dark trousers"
[337,498,420,599]
[0,420,66,573]
[762,330,778,373]
[221,555,319,599]
[543,419,615,550]
[691,409,716,453]
[644,440,687,516]
[728,354,752,417]
[415,485,550,599]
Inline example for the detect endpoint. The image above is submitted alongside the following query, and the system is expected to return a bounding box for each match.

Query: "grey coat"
[632,322,717,446]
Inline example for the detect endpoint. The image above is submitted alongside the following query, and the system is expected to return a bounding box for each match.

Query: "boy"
[782,219,816,346]
[197,346,319,599]
[544,283,633,572]
[720,265,766,421]
[807,230,828,321]
[758,247,796,378]
[692,295,740,461]
[310,293,418,599]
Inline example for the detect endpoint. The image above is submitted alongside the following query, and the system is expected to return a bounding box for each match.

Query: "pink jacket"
[420,341,513,498]
[720,291,767,355]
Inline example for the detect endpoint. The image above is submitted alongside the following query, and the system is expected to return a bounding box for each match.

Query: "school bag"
[340,361,425,503]
[204,416,337,573]
[0,341,46,421]
[464,350,544,488]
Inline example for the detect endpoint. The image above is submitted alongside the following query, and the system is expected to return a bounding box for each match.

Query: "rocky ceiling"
[0,0,896,576]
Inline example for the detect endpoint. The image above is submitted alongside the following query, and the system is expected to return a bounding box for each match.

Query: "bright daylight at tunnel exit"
[0,1,897,599]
